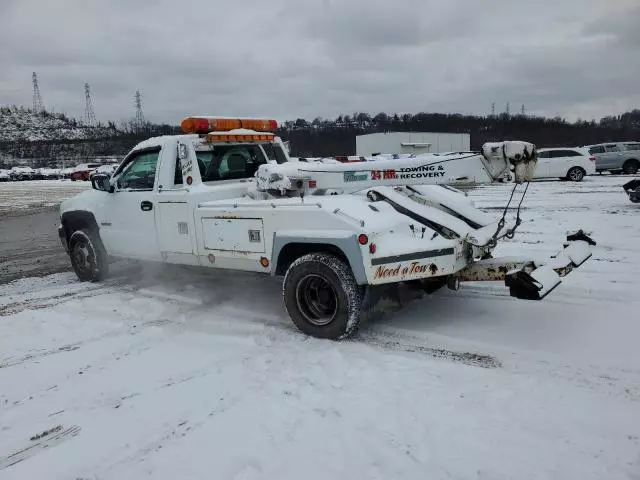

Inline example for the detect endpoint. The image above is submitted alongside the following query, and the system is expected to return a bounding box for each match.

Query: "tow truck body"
[58,117,595,339]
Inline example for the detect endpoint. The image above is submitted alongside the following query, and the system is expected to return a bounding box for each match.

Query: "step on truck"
[58,116,596,339]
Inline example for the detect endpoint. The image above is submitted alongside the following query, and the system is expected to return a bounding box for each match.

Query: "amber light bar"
[205,133,276,143]
[181,117,278,134]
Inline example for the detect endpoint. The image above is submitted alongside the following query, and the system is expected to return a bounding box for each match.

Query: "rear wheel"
[623,160,639,175]
[567,167,585,182]
[283,253,364,339]
[69,229,109,282]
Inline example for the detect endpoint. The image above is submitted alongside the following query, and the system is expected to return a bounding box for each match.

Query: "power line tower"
[491,102,495,116]
[134,90,145,131]
[521,104,525,116]
[32,72,45,113]
[83,82,97,126]
[505,101,510,117]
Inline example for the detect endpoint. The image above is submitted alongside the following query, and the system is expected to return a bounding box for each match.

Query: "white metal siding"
[356,132,471,156]
[157,202,194,254]
[202,217,265,252]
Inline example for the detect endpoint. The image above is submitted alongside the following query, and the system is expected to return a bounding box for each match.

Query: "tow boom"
[256,141,537,195]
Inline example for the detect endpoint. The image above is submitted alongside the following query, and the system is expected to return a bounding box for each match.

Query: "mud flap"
[359,282,425,326]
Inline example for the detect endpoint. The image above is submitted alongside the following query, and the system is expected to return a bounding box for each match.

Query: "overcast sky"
[1,0,638,125]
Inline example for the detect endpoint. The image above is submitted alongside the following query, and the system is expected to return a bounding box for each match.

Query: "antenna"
[32,72,45,113]
[83,82,97,126]
[491,102,495,116]
[134,90,145,130]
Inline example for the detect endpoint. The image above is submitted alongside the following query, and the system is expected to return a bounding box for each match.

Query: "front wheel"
[69,229,109,282]
[567,167,585,182]
[283,253,364,340]
[623,160,639,175]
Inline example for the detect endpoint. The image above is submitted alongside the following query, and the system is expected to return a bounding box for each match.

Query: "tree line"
[1,108,638,166]
[276,110,640,157]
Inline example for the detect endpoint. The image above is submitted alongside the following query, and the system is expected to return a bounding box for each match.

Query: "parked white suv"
[534,147,595,182]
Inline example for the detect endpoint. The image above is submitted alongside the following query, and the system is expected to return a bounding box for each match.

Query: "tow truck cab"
[60,122,295,271]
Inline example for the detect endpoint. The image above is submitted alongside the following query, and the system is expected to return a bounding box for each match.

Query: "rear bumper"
[58,224,69,253]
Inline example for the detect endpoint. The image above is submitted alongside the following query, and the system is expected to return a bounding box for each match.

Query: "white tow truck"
[58,117,596,339]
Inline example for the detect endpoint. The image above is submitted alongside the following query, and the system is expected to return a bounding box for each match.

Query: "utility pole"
[32,72,45,113]
[521,104,525,116]
[491,102,495,117]
[83,82,97,126]
[134,90,145,131]
[506,102,510,117]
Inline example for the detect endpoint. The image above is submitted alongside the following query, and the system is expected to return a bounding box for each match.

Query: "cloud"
[0,0,637,124]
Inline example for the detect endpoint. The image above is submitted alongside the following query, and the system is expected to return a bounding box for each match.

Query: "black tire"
[622,160,639,175]
[283,253,364,340]
[68,229,109,282]
[566,167,585,182]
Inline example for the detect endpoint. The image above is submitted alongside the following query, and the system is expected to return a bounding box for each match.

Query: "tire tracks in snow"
[364,327,640,402]
[0,424,81,471]
[356,331,503,369]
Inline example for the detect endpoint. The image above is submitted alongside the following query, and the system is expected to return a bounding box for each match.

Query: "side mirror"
[91,174,113,192]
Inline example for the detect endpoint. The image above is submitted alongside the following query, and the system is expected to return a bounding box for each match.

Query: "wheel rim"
[625,164,638,174]
[569,169,582,181]
[295,274,338,326]
[72,237,96,275]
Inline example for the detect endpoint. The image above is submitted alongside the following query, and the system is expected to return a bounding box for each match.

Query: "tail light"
[589,155,596,161]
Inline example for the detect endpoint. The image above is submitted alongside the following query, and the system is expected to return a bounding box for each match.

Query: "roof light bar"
[181,117,278,134]
[205,133,276,143]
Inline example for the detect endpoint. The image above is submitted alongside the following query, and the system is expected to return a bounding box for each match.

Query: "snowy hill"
[0,106,118,142]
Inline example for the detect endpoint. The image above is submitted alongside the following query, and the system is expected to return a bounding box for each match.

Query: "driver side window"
[117,150,160,191]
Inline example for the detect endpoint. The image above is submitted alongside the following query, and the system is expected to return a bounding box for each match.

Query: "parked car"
[37,167,62,180]
[59,167,75,179]
[0,169,10,182]
[534,147,595,181]
[70,163,101,181]
[9,166,36,181]
[586,142,640,174]
[89,163,118,179]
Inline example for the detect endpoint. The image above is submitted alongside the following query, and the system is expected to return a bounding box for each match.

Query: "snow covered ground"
[1,176,640,479]
[0,180,90,217]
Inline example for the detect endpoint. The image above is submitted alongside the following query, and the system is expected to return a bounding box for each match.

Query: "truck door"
[99,147,162,260]
[154,141,196,258]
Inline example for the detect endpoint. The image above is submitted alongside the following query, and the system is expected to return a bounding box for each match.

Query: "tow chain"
[474,181,531,249]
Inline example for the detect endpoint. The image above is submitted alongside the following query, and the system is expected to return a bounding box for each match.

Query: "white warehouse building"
[356,132,471,156]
